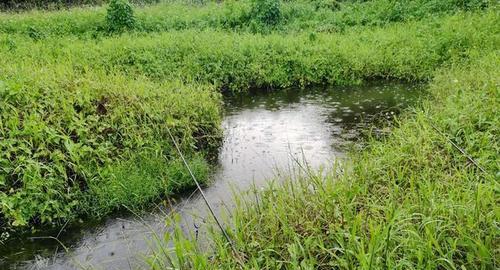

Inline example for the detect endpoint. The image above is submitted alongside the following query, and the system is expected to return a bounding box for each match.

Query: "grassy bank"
[0,61,221,229]
[149,46,500,270]
[2,10,498,93]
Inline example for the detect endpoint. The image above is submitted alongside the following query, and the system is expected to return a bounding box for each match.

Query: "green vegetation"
[0,1,498,268]
[0,0,158,10]
[0,0,493,37]
[106,0,136,32]
[2,10,497,92]
[0,60,221,228]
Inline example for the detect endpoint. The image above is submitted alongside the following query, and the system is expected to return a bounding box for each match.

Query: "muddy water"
[0,83,421,269]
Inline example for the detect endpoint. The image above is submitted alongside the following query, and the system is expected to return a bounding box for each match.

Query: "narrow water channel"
[0,83,421,269]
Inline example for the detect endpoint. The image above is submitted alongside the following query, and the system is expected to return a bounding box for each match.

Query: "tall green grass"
[2,9,498,93]
[147,48,499,270]
[0,0,492,37]
[0,61,221,229]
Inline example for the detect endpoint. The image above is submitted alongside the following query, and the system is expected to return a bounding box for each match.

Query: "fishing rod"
[165,124,238,254]
[429,122,487,174]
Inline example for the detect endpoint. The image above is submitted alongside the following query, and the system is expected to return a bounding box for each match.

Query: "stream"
[0,83,421,269]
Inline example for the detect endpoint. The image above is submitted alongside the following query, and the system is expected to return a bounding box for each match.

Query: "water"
[0,83,421,269]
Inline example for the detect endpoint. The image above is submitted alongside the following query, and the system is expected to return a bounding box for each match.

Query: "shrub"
[311,0,340,11]
[249,0,282,27]
[106,0,135,33]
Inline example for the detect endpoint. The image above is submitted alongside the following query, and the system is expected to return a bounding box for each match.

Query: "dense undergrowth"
[148,43,500,270]
[0,3,498,269]
[0,0,159,10]
[2,10,498,93]
[0,61,222,229]
[0,0,493,37]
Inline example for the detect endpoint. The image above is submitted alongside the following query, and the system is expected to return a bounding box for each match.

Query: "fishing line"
[165,124,237,254]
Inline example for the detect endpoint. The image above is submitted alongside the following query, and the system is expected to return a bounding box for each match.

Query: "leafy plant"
[249,0,282,27]
[106,0,136,33]
[311,0,340,11]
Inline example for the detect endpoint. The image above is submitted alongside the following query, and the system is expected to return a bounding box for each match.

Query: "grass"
[148,46,500,270]
[2,9,498,93]
[0,61,221,229]
[0,0,492,37]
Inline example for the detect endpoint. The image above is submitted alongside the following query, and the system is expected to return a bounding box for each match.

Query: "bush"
[106,0,135,32]
[311,0,340,11]
[249,0,282,27]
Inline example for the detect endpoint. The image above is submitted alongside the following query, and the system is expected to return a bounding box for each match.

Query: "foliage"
[326,0,494,31]
[0,0,493,37]
[2,10,497,92]
[0,61,221,229]
[0,0,105,10]
[0,0,159,10]
[249,0,282,30]
[106,0,135,32]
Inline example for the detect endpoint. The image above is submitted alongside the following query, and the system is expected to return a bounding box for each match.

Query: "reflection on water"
[0,83,422,269]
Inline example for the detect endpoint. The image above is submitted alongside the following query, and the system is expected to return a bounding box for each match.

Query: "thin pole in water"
[165,125,238,254]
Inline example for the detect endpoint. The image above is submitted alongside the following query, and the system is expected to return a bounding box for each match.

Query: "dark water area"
[0,82,422,269]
